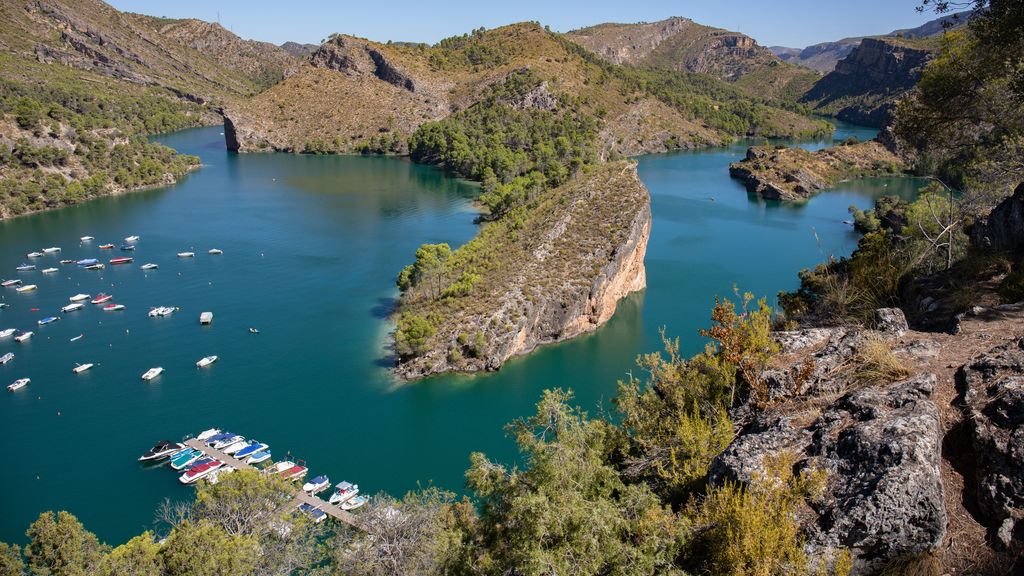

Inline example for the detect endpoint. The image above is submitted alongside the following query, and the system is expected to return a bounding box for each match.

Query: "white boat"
[179,460,223,484]
[124,235,140,243]
[0,329,16,338]
[7,378,30,392]
[0,352,13,364]
[328,481,359,505]
[16,285,37,293]
[148,306,175,317]
[265,461,294,475]
[302,475,330,494]
[26,252,43,258]
[80,236,94,242]
[84,263,104,270]
[2,279,22,287]
[42,247,61,253]
[177,252,195,258]
[103,304,126,312]
[15,331,33,342]
[213,435,244,450]
[69,294,90,302]
[141,367,164,381]
[341,495,369,511]
[208,249,223,255]
[140,263,159,270]
[221,440,249,455]
[196,355,218,368]
[72,363,94,374]
[41,268,59,274]
[246,450,272,464]
[199,312,213,325]
[196,428,221,441]
[61,302,85,313]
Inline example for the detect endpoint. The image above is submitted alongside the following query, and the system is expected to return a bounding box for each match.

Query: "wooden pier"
[183,438,362,529]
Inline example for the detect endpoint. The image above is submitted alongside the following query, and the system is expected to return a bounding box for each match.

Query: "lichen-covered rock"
[873,307,909,336]
[711,374,946,573]
[958,338,1024,547]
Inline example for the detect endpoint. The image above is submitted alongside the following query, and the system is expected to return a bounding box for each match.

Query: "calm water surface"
[0,122,922,543]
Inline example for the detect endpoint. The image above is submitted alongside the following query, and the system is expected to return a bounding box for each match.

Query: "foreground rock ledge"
[394,161,650,380]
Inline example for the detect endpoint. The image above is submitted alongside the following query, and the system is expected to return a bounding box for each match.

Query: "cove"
[0,122,924,544]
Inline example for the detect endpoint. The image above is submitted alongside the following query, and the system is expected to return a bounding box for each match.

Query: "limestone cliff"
[393,161,649,380]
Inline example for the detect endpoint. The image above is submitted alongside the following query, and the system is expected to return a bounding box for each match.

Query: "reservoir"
[0,122,923,543]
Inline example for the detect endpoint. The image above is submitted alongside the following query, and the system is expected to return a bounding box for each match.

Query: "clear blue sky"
[107,0,937,49]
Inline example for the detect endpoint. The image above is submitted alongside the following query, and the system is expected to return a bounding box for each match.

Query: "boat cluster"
[2,235,227,392]
[141,428,368,523]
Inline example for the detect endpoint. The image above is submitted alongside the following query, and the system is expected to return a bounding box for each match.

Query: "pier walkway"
[183,438,362,529]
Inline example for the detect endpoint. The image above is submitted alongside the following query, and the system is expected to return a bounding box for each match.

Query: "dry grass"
[850,336,913,385]
[879,552,942,576]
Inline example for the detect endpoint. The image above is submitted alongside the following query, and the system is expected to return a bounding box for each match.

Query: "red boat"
[179,460,224,484]
[280,464,308,480]
[99,244,114,249]
[91,293,113,304]
[109,257,132,265]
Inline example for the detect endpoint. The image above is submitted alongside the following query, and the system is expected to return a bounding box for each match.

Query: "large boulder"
[711,374,946,573]
[958,338,1024,548]
[971,182,1024,252]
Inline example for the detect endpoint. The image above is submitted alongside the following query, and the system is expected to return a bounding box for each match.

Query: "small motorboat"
[141,367,164,381]
[196,428,221,441]
[328,481,359,505]
[203,432,233,446]
[177,252,195,258]
[196,355,218,368]
[213,434,244,450]
[0,328,16,338]
[41,268,59,274]
[109,257,133,265]
[42,247,61,254]
[84,263,105,270]
[72,363,94,374]
[280,463,308,481]
[59,259,75,265]
[138,440,183,461]
[103,304,125,312]
[199,312,213,325]
[2,279,22,287]
[14,331,33,342]
[69,294,90,302]
[91,294,113,304]
[303,475,330,494]
[0,352,13,364]
[26,252,43,258]
[70,334,84,341]
[208,249,223,255]
[16,285,37,292]
[180,460,224,484]
[38,316,60,325]
[148,306,175,317]
[265,461,294,475]
[341,495,369,511]
[249,327,259,334]
[233,442,267,460]
[16,264,36,271]
[61,303,84,313]
[246,450,271,464]
[7,378,30,392]
[221,440,249,455]
[186,457,215,471]
[0,303,6,309]
[297,503,327,524]
[98,244,114,250]
[119,245,135,252]
[80,236,94,242]
[170,448,203,471]
[76,259,98,266]
[140,263,158,270]
[124,235,140,243]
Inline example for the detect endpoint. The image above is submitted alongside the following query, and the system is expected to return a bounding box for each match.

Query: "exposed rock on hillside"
[800,38,933,127]
[393,161,649,380]
[958,338,1024,548]
[971,182,1024,252]
[728,140,904,201]
[280,41,318,58]
[771,40,860,74]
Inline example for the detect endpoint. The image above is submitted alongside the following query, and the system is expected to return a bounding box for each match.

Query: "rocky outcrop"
[971,182,1024,252]
[801,38,933,127]
[957,338,1024,548]
[394,162,649,380]
[713,325,947,573]
[728,140,903,201]
[772,40,859,73]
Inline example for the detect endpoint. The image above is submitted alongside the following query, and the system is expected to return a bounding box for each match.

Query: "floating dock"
[182,438,362,529]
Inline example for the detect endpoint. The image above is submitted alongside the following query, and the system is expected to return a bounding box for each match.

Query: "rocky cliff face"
[772,40,859,73]
[801,38,933,127]
[393,161,650,380]
[971,182,1024,252]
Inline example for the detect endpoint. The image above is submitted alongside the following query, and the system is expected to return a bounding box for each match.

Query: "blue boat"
[16,264,35,271]
[120,245,136,251]
[204,432,233,446]
[233,442,267,460]
[37,316,60,326]
[170,449,204,471]
[185,457,214,471]
[246,450,271,464]
[297,503,327,523]
[76,258,99,266]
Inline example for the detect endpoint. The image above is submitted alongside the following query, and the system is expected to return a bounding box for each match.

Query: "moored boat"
[80,236,94,242]
[140,263,158,270]
[141,367,164,381]
[72,363,94,374]
[196,355,218,368]
[233,442,267,460]
[16,264,36,271]
[91,294,113,304]
[103,304,125,311]
[221,440,249,455]
[303,475,330,494]
[42,247,61,254]
[280,463,308,481]
[26,252,43,258]
[0,352,13,364]
[179,460,224,484]
[297,503,327,523]
[341,495,369,511]
[69,294,90,302]
[199,311,213,325]
[14,331,33,342]
[16,285,37,292]
[148,306,175,317]
[98,244,114,249]
[84,263,105,270]
[138,440,183,461]
[328,481,359,505]
[246,450,271,464]
[59,259,75,265]
[208,249,223,255]
[2,279,22,287]
[196,428,221,441]
[61,303,84,313]
[124,235,140,243]
[38,316,60,325]
[41,268,58,274]
[76,259,99,266]
[170,448,203,471]
[177,252,195,258]
[70,334,83,342]
[265,461,294,475]
[7,378,29,392]
[109,257,133,265]
[203,432,233,446]
[212,434,244,450]
[0,328,16,338]
[119,245,135,251]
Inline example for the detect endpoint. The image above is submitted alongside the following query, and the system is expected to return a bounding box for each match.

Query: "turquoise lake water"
[0,122,924,544]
